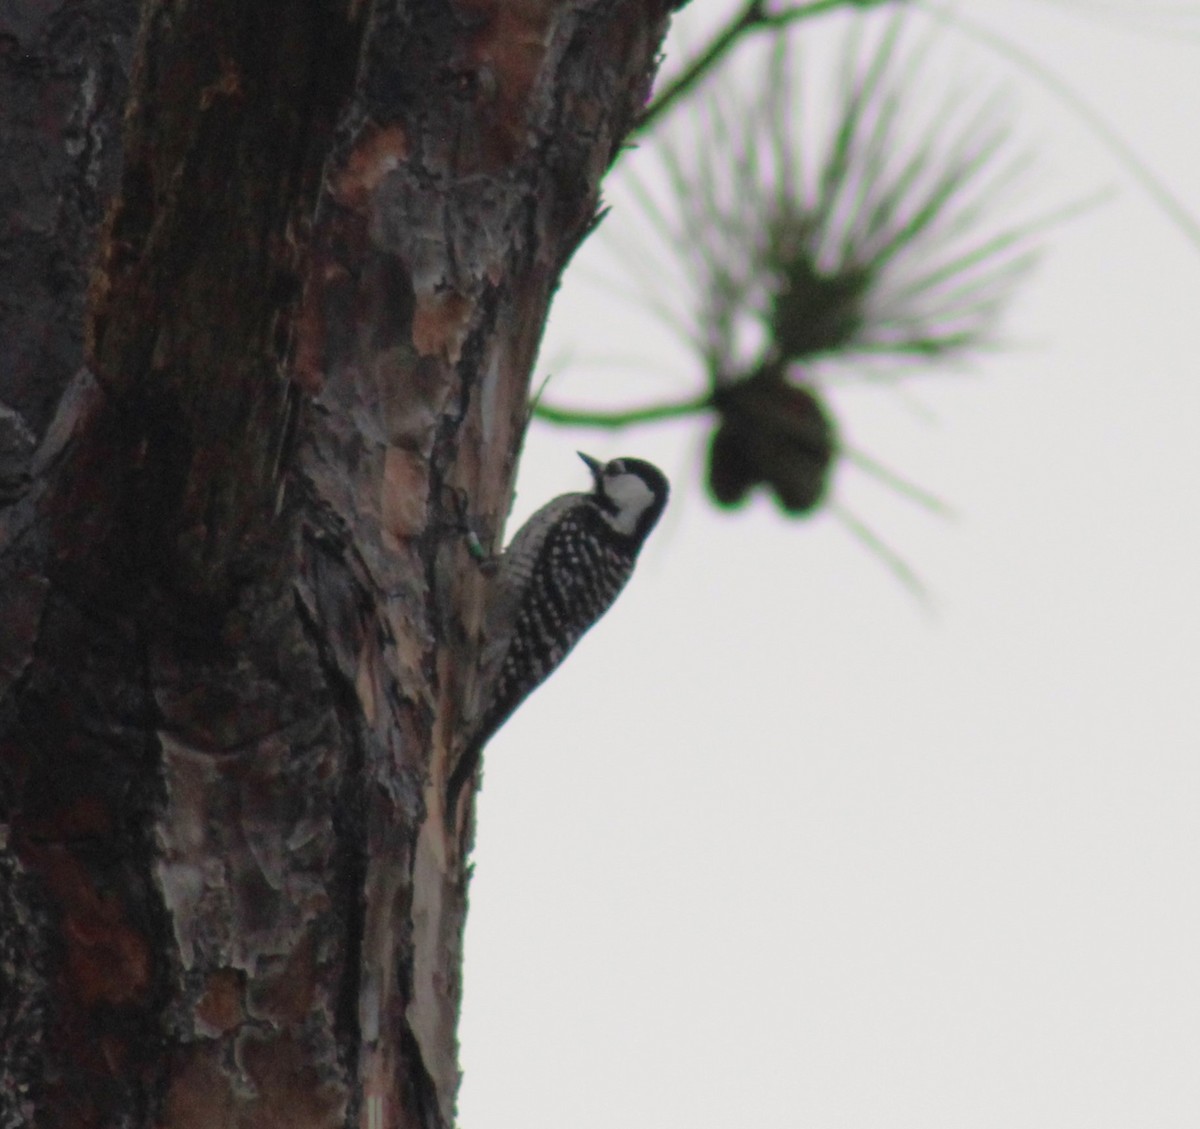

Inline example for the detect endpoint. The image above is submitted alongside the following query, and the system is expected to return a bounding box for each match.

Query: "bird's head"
[579,452,670,544]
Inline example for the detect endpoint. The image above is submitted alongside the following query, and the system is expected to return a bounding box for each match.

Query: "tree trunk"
[0,2,671,1125]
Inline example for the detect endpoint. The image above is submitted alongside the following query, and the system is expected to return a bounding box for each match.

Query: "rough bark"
[0,1,672,1125]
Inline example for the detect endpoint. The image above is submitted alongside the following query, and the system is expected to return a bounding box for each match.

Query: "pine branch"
[637,0,901,135]
[533,394,713,428]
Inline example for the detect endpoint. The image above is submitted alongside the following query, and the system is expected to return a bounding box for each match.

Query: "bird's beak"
[578,451,603,484]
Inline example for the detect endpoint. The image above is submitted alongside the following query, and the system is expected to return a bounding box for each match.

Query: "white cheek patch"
[603,472,656,536]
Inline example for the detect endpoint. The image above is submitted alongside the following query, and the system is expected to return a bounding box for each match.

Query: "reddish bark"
[0,1,672,1124]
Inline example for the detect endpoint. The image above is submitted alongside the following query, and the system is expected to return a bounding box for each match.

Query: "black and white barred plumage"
[446,453,669,817]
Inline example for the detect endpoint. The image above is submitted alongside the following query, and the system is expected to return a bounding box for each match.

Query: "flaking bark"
[0,2,672,1125]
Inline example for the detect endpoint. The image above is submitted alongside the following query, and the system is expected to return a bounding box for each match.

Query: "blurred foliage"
[535,7,1047,593]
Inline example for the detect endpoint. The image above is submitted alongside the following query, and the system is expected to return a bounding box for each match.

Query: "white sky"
[457,3,1200,1127]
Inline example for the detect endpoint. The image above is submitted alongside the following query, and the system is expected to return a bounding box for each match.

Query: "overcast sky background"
[457,3,1200,1127]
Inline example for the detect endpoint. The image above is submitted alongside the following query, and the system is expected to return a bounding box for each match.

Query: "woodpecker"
[446,452,669,820]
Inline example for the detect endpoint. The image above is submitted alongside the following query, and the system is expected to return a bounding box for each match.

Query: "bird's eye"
[607,459,625,476]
